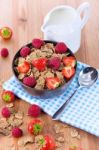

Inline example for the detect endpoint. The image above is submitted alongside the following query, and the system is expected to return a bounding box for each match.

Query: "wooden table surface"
[0,0,99,150]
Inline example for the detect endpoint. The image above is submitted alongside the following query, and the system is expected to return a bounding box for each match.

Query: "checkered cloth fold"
[3,61,99,137]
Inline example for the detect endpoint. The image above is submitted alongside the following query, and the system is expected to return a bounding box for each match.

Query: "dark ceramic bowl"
[12,40,77,99]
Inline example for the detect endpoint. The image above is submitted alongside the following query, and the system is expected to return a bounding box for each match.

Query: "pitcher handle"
[77,2,91,29]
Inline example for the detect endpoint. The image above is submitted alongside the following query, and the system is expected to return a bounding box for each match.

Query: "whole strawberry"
[2,90,15,103]
[12,127,23,138]
[38,135,56,150]
[0,27,12,40]
[28,104,41,117]
[28,119,43,135]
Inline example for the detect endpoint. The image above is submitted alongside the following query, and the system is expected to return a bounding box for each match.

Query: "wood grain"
[0,0,99,150]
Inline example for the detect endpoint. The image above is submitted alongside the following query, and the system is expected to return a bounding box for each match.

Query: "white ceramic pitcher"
[41,2,90,53]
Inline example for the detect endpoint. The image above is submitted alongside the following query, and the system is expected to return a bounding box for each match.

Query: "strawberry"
[63,56,76,67]
[32,58,47,71]
[0,27,12,40]
[17,61,30,73]
[39,135,56,150]
[2,90,15,103]
[28,119,43,135]
[46,77,61,90]
[62,66,75,79]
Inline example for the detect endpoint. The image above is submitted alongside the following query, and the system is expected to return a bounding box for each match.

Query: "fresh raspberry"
[32,38,44,49]
[1,107,11,118]
[20,46,31,57]
[28,104,41,117]
[12,127,23,138]
[55,42,68,53]
[23,77,36,87]
[48,57,61,70]
[0,48,9,57]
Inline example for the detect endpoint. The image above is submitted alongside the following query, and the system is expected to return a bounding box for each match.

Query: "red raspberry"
[23,77,36,87]
[20,46,31,57]
[1,107,11,118]
[32,38,44,49]
[55,42,68,53]
[12,127,23,138]
[48,57,61,70]
[28,104,41,117]
[0,48,9,57]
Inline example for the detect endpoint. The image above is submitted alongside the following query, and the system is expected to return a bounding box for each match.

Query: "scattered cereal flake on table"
[7,115,15,125]
[23,135,34,145]
[56,142,63,148]
[69,144,77,150]
[6,103,14,108]
[15,111,24,120]
[23,147,30,150]
[62,124,71,128]
[70,129,79,138]
[54,124,63,133]
[9,107,16,114]
[0,128,10,136]
[56,136,65,143]
[0,118,9,129]
[35,135,43,143]
[8,126,12,131]
[77,134,81,139]
[18,135,34,146]
[11,118,23,127]
[11,146,17,150]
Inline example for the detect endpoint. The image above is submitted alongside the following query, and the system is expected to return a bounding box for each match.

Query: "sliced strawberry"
[32,58,47,71]
[0,27,12,40]
[46,77,61,90]
[17,61,30,73]
[63,56,76,67]
[62,66,75,79]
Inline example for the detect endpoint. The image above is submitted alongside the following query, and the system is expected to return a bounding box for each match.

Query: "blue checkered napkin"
[3,61,99,137]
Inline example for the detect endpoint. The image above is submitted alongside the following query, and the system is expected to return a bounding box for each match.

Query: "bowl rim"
[12,40,77,92]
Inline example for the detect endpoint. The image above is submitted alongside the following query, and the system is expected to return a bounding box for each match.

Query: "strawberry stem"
[34,124,42,135]
[3,94,10,102]
[3,29,10,37]
[39,138,45,145]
